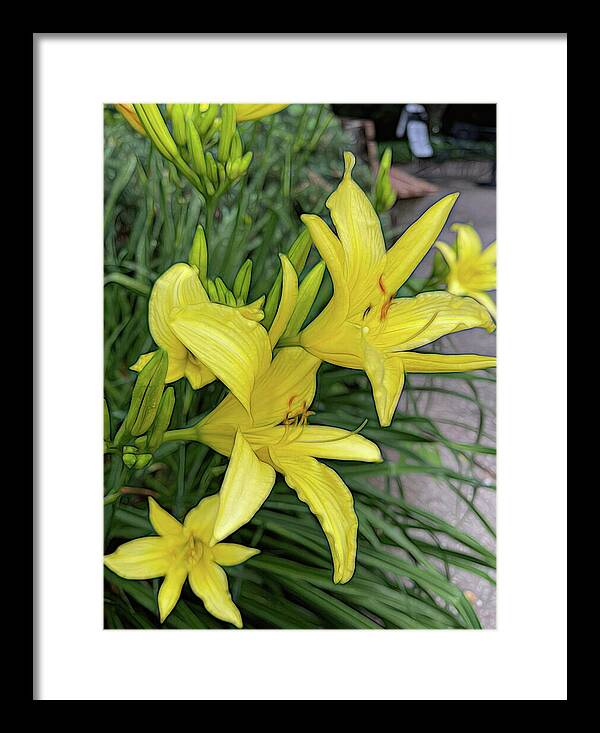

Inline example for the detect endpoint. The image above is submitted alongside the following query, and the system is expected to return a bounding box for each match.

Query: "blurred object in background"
[395,104,434,158]
[331,103,496,198]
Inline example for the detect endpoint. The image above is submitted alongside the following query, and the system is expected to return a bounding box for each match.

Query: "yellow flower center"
[184,534,204,566]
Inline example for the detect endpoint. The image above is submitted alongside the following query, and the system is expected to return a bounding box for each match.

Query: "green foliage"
[104,104,495,629]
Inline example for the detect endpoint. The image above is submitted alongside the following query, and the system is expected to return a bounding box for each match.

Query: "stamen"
[397,311,439,346]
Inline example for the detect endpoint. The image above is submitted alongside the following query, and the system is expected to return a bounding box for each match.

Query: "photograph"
[35,33,567,701]
[103,102,497,630]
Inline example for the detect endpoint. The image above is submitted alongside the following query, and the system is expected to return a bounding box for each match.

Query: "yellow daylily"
[172,347,382,585]
[296,152,496,427]
[131,262,271,415]
[114,103,146,135]
[436,224,497,319]
[104,495,258,627]
[234,104,288,122]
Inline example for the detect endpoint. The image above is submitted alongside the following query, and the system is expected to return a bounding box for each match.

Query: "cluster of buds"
[131,103,252,199]
[106,350,175,469]
[374,147,397,214]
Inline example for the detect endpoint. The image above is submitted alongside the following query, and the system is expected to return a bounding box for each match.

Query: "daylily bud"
[217,104,237,163]
[214,277,230,304]
[229,131,243,162]
[134,453,153,469]
[233,259,252,304]
[197,103,219,137]
[206,278,219,302]
[125,349,169,437]
[146,387,175,452]
[122,452,137,469]
[237,151,253,176]
[134,104,179,162]
[189,225,208,287]
[263,228,312,328]
[283,260,326,338]
[374,147,397,214]
[170,104,187,146]
[115,104,145,136]
[186,117,207,180]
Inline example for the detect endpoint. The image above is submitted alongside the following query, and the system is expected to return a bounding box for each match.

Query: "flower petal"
[212,543,260,566]
[384,193,459,293]
[271,450,358,584]
[250,347,321,429]
[479,241,497,265]
[148,497,182,537]
[268,255,298,348]
[362,341,406,428]
[277,425,382,463]
[211,431,276,545]
[195,394,250,456]
[300,214,349,324]
[470,290,497,320]
[104,537,170,579]
[131,350,187,384]
[234,104,288,121]
[434,241,457,267]
[158,564,188,622]
[148,263,209,359]
[326,152,386,311]
[184,495,221,544]
[452,223,483,260]
[376,291,495,352]
[184,360,216,390]
[189,559,243,628]
[169,302,272,416]
[400,352,496,373]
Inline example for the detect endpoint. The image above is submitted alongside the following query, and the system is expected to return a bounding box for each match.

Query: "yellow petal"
[270,450,358,584]
[212,543,260,566]
[376,292,495,352]
[158,564,188,623]
[274,425,382,463]
[250,347,321,428]
[234,104,288,122]
[400,352,496,373]
[131,350,187,384]
[326,151,386,312]
[362,341,406,428]
[452,223,483,260]
[188,559,243,628]
[268,255,298,348]
[194,394,250,456]
[479,241,497,265]
[298,215,351,355]
[115,103,145,135]
[211,432,276,545]
[184,360,216,390]
[104,537,170,579]
[184,494,221,544]
[471,290,496,320]
[148,497,183,537]
[169,302,272,416]
[434,241,457,267]
[148,263,209,360]
[384,193,459,293]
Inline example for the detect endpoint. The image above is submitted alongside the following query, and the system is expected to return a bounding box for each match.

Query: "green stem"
[162,427,198,443]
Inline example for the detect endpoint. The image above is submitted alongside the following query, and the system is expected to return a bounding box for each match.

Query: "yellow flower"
[131,263,271,415]
[296,152,496,428]
[104,495,258,627]
[436,224,497,319]
[114,103,145,135]
[176,346,382,585]
[234,104,288,122]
